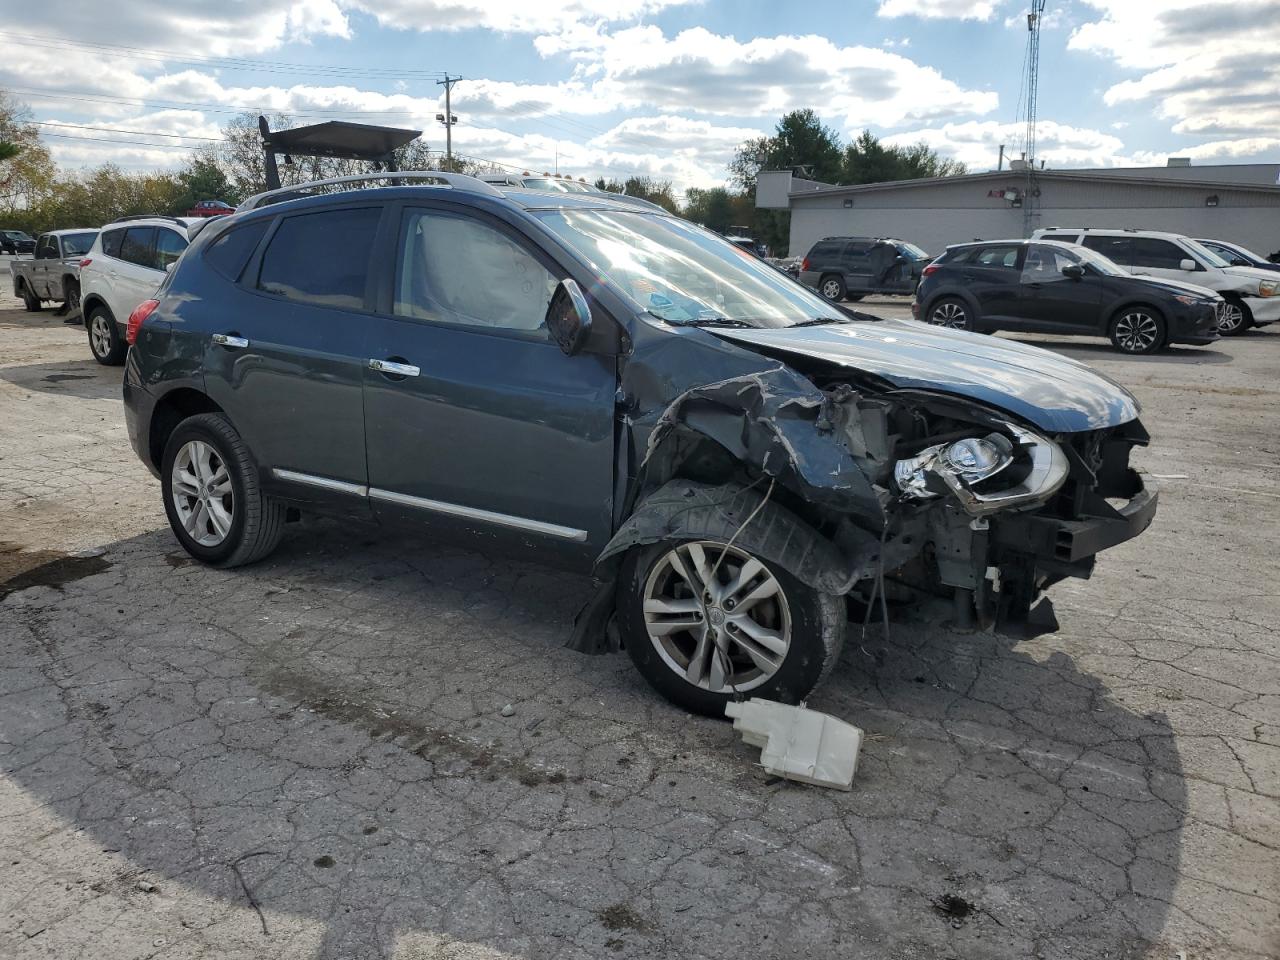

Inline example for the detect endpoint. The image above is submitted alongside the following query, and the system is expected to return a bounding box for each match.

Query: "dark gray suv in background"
[122,173,1157,715]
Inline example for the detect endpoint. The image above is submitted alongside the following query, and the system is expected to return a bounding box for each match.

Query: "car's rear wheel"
[819,274,846,302]
[927,297,972,330]
[161,413,286,568]
[1218,298,1252,335]
[19,280,41,312]
[87,307,126,365]
[1109,307,1166,354]
[64,280,81,316]
[618,533,845,716]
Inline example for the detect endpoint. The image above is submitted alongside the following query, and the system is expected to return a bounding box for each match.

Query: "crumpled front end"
[588,359,1158,645]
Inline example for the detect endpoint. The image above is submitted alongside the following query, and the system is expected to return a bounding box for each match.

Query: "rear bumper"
[1244,296,1280,325]
[122,355,159,479]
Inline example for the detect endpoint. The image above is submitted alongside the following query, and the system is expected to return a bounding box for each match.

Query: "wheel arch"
[1108,300,1166,324]
[924,289,981,323]
[148,388,227,472]
[81,294,113,329]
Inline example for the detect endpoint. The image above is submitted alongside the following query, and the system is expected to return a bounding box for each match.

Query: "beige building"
[757,163,1280,259]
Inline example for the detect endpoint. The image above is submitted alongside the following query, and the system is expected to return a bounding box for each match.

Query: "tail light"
[922,263,941,277]
[800,257,811,272]
[79,258,92,268]
[126,299,159,345]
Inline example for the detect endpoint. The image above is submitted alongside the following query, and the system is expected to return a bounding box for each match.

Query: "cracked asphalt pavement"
[1,287,1277,959]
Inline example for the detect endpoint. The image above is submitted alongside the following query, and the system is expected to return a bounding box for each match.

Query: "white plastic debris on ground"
[725,698,864,790]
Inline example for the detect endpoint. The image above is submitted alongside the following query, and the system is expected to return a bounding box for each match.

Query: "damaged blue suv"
[123,172,1157,715]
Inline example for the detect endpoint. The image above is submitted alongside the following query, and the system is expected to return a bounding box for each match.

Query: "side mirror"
[1061,263,1085,279]
[1179,258,1197,271]
[546,277,592,356]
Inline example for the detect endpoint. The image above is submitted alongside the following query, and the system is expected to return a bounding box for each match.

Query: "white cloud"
[1070,1,1280,151]
[883,120,1134,169]
[341,0,695,34]
[877,0,1000,21]
[547,26,998,128]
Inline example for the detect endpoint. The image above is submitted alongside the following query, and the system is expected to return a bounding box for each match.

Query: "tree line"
[3,91,962,255]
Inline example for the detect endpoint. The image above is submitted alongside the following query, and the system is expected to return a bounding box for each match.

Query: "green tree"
[0,90,56,226]
[683,186,754,235]
[841,130,966,184]
[594,175,679,214]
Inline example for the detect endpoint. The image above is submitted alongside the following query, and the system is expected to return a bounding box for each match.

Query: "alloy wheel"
[642,541,791,694]
[821,279,842,300]
[930,301,968,329]
[1114,311,1160,352]
[1218,302,1245,334]
[170,440,234,547]
[90,315,113,358]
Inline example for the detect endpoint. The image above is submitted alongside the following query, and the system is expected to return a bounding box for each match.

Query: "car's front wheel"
[87,307,126,365]
[819,274,846,302]
[927,297,972,330]
[618,534,845,716]
[161,413,286,568]
[1109,307,1166,354]
[1218,298,1252,336]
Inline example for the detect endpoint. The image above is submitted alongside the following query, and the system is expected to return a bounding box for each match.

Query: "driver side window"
[395,209,558,337]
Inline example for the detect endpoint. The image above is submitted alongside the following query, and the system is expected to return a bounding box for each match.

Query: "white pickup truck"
[10,228,99,315]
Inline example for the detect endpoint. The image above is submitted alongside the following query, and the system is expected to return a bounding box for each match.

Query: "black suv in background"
[912,239,1222,354]
[799,236,931,301]
[1,229,36,255]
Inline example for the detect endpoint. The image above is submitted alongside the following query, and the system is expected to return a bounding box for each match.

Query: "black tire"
[926,296,973,330]
[1218,297,1252,336]
[1109,306,1166,354]
[161,413,286,568]
[64,280,81,317]
[818,274,846,302]
[19,280,41,312]
[86,306,126,366]
[617,517,846,717]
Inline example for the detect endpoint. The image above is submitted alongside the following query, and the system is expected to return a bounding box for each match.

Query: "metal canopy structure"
[258,116,423,190]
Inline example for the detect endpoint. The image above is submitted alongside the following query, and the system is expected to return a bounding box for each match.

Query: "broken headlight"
[893,424,1068,516]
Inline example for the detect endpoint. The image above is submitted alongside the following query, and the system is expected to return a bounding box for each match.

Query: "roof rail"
[107,214,190,226]
[239,171,505,211]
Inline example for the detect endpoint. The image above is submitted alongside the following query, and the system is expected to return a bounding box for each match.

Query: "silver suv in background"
[1032,227,1280,335]
[80,216,203,364]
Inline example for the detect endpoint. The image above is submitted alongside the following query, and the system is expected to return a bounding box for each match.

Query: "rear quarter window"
[808,241,844,260]
[101,229,125,258]
[204,220,269,281]
[1037,233,1079,242]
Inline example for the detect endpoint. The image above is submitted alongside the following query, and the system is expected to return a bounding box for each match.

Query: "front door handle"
[368,358,420,378]
[212,333,249,348]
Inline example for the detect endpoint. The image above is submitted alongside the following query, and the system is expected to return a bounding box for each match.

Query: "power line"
[31,120,222,141]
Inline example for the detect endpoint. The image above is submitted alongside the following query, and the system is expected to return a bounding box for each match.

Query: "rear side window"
[205,220,269,281]
[101,229,125,258]
[808,240,844,260]
[1130,237,1186,269]
[973,245,1022,269]
[1037,232,1079,242]
[1082,235,1132,263]
[154,229,188,270]
[257,207,381,310]
[120,227,156,268]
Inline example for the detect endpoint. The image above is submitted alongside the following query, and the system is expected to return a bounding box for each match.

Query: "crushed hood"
[709,319,1140,434]
[1225,265,1280,287]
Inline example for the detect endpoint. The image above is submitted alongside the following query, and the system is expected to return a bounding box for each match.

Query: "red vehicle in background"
[185,200,234,218]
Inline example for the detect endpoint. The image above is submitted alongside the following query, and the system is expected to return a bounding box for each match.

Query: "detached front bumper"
[1244,296,1280,326]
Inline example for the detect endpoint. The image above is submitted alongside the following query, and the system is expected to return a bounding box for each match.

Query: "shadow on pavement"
[0,358,122,401]
[0,520,1188,959]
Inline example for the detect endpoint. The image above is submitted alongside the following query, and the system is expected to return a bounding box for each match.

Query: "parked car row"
[797,226,1277,354]
[113,170,1158,716]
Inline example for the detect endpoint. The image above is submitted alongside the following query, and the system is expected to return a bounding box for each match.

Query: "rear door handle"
[212,333,249,348]
[368,358,420,377]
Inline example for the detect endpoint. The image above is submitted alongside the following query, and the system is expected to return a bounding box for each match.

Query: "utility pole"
[436,74,461,169]
[1021,1,1046,236]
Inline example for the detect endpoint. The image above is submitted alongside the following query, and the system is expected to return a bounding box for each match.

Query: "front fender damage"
[568,366,916,654]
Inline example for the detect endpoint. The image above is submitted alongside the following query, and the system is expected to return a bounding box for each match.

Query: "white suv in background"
[80,216,204,364]
[1032,227,1280,335]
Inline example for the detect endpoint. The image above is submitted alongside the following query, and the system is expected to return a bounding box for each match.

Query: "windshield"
[60,232,97,256]
[1182,238,1230,268]
[4,230,32,241]
[535,210,848,328]
[897,241,928,259]
[1072,245,1129,277]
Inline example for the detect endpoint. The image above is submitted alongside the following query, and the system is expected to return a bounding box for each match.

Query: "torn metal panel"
[636,366,887,521]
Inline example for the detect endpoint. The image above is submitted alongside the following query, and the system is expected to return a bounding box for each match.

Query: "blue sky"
[3,0,1277,191]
